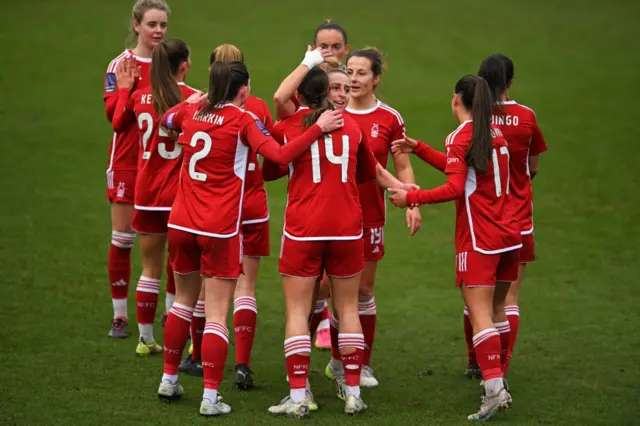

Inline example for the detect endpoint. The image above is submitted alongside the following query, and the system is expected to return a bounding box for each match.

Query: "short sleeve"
[529,115,547,156]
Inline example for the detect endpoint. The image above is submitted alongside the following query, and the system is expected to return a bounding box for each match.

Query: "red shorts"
[131,210,170,234]
[279,236,364,278]
[106,170,136,204]
[168,228,243,278]
[363,226,384,261]
[519,233,535,263]
[456,250,520,287]
[242,220,270,257]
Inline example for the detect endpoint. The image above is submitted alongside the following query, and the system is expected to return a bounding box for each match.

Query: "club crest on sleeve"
[105,73,116,93]
[255,120,271,136]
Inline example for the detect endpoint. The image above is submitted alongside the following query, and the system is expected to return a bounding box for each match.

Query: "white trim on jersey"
[283,229,364,242]
[379,103,404,125]
[107,132,117,172]
[107,51,129,73]
[446,120,472,147]
[345,100,381,115]
[134,205,172,211]
[167,223,239,239]
[242,214,270,225]
[177,82,200,93]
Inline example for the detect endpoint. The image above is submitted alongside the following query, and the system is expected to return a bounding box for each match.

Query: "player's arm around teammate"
[389,76,520,422]
[156,61,343,417]
[103,0,169,339]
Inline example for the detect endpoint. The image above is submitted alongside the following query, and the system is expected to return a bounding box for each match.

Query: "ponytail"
[465,77,493,174]
[202,61,250,113]
[150,39,189,116]
[297,67,331,128]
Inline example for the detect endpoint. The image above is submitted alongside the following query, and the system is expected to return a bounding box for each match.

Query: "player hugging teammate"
[100,2,546,420]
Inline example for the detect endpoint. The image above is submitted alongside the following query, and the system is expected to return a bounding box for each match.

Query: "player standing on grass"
[263,66,418,417]
[178,44,274,390]
[156,61,343,416]
[324,48,421,387]
[389,75,520,421]
[471,53,547,375]
[111,38,199,356]
[103,0,170,338]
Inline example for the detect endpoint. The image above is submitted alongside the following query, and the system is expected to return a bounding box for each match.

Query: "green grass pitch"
[1,0,639,424]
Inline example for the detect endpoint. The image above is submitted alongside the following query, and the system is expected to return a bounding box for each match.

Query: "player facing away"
[178,44,274,390]
[470,54,547,376]
[156,61,344,416]
[111,39,200,355]
[324,48,421,387]
[273,20,349,120]
[263,67,418,417]
[389,75,521,421]
[103,0,170,339]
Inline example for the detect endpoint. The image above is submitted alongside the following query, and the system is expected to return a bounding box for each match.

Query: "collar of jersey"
[345,99,381,115]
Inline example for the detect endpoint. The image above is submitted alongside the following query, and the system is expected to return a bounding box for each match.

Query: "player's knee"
[111,230,136,249]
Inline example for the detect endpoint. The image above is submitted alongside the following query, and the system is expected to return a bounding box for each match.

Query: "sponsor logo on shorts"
[117,182,126,198]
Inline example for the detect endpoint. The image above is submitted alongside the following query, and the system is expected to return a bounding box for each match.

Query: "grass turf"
[1,0,639,424]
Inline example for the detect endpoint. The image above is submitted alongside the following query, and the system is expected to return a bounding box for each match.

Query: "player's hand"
[186,92,207,104]
[388,188,408,208]
[400,183,420,192]
[316,110,344,133]
[391,135,419,155]
[406,207,422,236]
[115,59,135,90]
[301,46,326,69]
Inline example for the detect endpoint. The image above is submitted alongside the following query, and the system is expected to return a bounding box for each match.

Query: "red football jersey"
[492,101,547,234]
[345,100,405,227]
[130,83,200,210]
[270,108,378,240]
[104,50,151,172]
[163,102,323,238]
[445,121,522,254]
[242,95,273,224]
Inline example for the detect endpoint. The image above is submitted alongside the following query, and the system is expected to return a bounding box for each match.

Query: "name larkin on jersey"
[491,115,519,126]
[193,110,224,125]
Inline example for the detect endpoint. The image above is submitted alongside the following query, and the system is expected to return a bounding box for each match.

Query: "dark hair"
[202,61,250,113]
[313,20,348,45]
[347,47,385,90]
[150,39,189,116]
[297,67,331,128]
[209,44,244,65]
[478,54,508,106]
[454,75,493,174]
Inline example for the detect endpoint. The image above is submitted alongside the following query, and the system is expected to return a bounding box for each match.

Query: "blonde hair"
[210,44,244,64]
[321,60,349,78]
[127,0,171,47]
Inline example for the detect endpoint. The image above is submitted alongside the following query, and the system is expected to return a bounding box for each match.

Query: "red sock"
[464,307,476,364]
[309,300,326,340]
[136,276,160,323]
[165,260,176,311]
[495,321,511,372]
[108,231,135,314]
[191,300,205,360]
[473,328,503,381]
[358,297,376,366]
[202,322,230,391]
[284,336,311,390]
[339,334,365,387]
[163,303,194,375]
[330,314,341,361]
[505,305,520,374]
[233,297,257,367]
